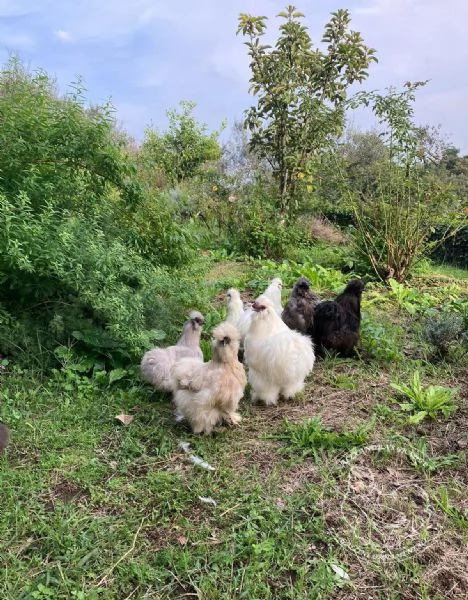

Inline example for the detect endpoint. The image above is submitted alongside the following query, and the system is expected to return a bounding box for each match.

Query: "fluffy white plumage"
[172,322,247,435]
[235,277,283,342]
[244,295,315,405]
[140,311,205,392]
[226,288,244,324]
[263,277,283,315]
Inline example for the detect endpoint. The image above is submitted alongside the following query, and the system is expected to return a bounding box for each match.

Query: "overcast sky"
[1,0,466,152]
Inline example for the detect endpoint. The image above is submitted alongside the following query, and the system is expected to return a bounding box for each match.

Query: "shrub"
[349,85,466,282]
[351,163,463,282]
[0,58,198,368]
[224,180,311,259]
[422,311,468,357]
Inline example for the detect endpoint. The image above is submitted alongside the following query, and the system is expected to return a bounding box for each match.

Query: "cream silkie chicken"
[171,322,247,435]
[244,295,315,405]
[140,310,205,392]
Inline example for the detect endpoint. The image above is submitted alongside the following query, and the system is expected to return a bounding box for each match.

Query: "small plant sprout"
[390,370,458,424]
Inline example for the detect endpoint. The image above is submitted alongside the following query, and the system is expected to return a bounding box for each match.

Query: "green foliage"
[359,313,404,362]
[259,258,348,293]
[230,201,309,259]
[278,416,370,460]
[0,59,138,213]
[390,370,458,423]
[433,486,468,528]
[352,83,428,164]
[0,59,200,367]
[237,6,376,216]
[387,278,438,314]
[139,100,222,187]
[404,438,461,474]
[348,86,467,282]
[422,311,468,357]
[203,177,312,259]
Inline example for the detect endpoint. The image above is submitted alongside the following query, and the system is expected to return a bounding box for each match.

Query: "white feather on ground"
[140,310,205,392]
[172,322,247,435]
[244,295,315,406]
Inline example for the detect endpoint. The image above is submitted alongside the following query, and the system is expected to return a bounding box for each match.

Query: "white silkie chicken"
[226,288,245,325]
[171,322,247,435]
[263,277,283,315]
[244,295,315,405]
[237,277,283,342]
[140,310,205,392]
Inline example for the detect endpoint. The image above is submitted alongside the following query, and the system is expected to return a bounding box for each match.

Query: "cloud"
[352,0,468,150]
[0,0,466,151]
[53,29,72,43]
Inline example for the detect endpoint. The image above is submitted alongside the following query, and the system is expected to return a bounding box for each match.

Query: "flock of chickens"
[141,276,366,435]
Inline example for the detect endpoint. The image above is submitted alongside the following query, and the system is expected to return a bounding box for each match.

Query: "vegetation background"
[0,6,467,599]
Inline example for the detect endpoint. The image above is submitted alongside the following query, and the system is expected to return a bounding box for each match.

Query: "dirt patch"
[144,525,189,552]
[225,437,280,481]
[277,460,323,495]
[42,480,87,510]
[317,445,468,600]
[306,215,349,245]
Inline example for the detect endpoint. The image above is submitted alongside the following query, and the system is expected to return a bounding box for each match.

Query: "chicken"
[140,310,205,391]
[244,295,315,405]
[281,277,321,335]
[226,288,244,325]
[237,277,283,341]
[263,277,283,315]
[171,322,247,435]
[312,279,366,357]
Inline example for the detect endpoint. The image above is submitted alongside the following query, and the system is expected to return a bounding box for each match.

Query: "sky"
[1,0,467,152]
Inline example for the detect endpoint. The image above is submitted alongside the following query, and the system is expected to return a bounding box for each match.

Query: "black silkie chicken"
[312,279,366,357]
[281,277,321,335]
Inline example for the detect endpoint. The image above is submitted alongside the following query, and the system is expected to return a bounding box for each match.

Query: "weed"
[277,416,370,460]
[432,486,468,528]
[388,278,438,315]
[360,313,404,362]
[259,259,348,294]
[390,370,458,423]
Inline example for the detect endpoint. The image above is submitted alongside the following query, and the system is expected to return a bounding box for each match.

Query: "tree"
[348,85,467,282]
[237,5,377,216]
[140,100,222,187]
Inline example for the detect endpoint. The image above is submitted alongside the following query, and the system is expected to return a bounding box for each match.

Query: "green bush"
[225,181,311,259]
[0,58,198,368]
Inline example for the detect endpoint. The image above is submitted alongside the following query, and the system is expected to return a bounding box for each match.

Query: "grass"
[431,263,468,280]
[1,255,467,599]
